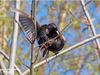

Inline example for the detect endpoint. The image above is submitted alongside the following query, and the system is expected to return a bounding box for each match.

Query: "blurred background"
[0,0,100,75]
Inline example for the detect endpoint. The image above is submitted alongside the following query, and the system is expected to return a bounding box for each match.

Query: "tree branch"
[8,0,20,75]
[30,0,36,75]
[22,34,100,75]
[0,55,7,75]
[80,0,100,64]
[0,48,22,74]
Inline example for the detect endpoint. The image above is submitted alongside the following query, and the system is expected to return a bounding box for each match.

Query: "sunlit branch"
[22,34,100,75]
[81,0,100,65]
[0,49,22,74]
[8,0,20,74]
[0,55,7,75]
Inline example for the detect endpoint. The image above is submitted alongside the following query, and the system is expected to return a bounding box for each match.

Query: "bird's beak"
[56,31,66,42]
[56,31,60,35]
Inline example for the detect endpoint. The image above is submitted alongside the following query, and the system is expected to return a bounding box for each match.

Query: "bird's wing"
[19,14,36,43]
[13,9,40,44]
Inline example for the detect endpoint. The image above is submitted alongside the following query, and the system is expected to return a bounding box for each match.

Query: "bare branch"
[0,48,22,74]
[8,0,20,75]
[22,34,100,75]
[80,0,100,64]
[0,55,7,75]
[30,0,36,75]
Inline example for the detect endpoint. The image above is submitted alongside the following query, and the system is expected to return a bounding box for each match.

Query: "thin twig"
[30,0,36,75]
[66,0,93,27]
[22,34,100,75]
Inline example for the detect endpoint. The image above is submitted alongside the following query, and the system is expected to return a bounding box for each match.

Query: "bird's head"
[48,23,61,38]
[48,23,66,42]
[48,23,58,31]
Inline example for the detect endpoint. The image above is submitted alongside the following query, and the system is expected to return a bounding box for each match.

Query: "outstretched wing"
[14,9,40,44]
[19,14,36,43]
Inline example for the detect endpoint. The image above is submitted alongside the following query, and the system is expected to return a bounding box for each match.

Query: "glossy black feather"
[18,12,66,58]
[37,23,66,57]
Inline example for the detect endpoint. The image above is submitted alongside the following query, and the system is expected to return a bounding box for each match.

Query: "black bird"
[37,23,66,58]
[17,10,66,58]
